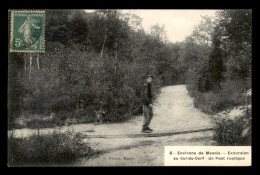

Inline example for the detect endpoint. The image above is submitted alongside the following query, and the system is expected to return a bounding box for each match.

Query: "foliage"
[216,10,252,81]
[213,108,251,146]
[206,30,225,91]
[184,9,251,120]
[8,9,251,135]
[187,79,249,115]
[8,9,179,128]
[8,53,25,128]
[8,129,93,166]
[213,118,244,146]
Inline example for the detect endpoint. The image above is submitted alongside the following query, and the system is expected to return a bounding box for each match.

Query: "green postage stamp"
[9,10,45,53]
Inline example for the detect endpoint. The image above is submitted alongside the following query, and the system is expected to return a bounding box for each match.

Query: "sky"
[85,9,218,43]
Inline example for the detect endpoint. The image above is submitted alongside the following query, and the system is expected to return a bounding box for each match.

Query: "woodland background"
[8,9,252,129]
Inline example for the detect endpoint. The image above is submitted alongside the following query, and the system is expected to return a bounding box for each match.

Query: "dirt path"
[9,85,216,166]
[71,85,216,166]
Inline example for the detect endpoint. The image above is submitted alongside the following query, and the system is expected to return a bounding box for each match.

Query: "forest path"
[72,85,216,166]
[9,85,216,166]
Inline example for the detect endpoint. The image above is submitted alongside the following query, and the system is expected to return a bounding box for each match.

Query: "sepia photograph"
[8,9,252,166]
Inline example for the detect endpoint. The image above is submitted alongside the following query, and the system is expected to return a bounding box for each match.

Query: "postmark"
[9,10,45,53]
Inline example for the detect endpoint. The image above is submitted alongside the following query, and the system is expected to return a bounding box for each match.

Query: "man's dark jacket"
[143,82,152,105]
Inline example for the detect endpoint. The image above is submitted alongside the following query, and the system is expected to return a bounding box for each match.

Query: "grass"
[187,79,250,115]
[193,90,244,114]
[12,104,143,129]
[12,110,96,129]
[8,129,96,166]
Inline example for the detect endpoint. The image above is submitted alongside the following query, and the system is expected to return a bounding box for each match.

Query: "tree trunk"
[100,35,107,58]
[114,37,118,74]
[29,53,32,80]
[24,57,27,70]
[37,53,40,69]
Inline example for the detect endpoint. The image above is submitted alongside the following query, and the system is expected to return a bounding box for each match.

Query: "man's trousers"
[142,105,153,129]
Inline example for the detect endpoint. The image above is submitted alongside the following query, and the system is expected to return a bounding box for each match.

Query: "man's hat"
[147,74,154,78]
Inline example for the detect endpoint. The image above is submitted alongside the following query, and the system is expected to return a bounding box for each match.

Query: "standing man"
[142,74,154,133]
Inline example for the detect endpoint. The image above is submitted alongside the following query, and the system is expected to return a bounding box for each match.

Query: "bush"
[17,42,152,126]
[213,110,251,146]
[213,118,243,145]
[188,88,226,114]
[26,119,57,129]
[21,109,96,129]
[8,129,93,166]
[9,10,176,128]
[187,79,247,114]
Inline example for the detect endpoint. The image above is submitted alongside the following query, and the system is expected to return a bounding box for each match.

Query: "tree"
[121,13,143,32]
[189,15,215,47]
[8,53,25,128]
[9,9,185,127]
[150,23,168,44]
[207,29,225,90]
[177,15,216,90]
[216,10,252,81]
